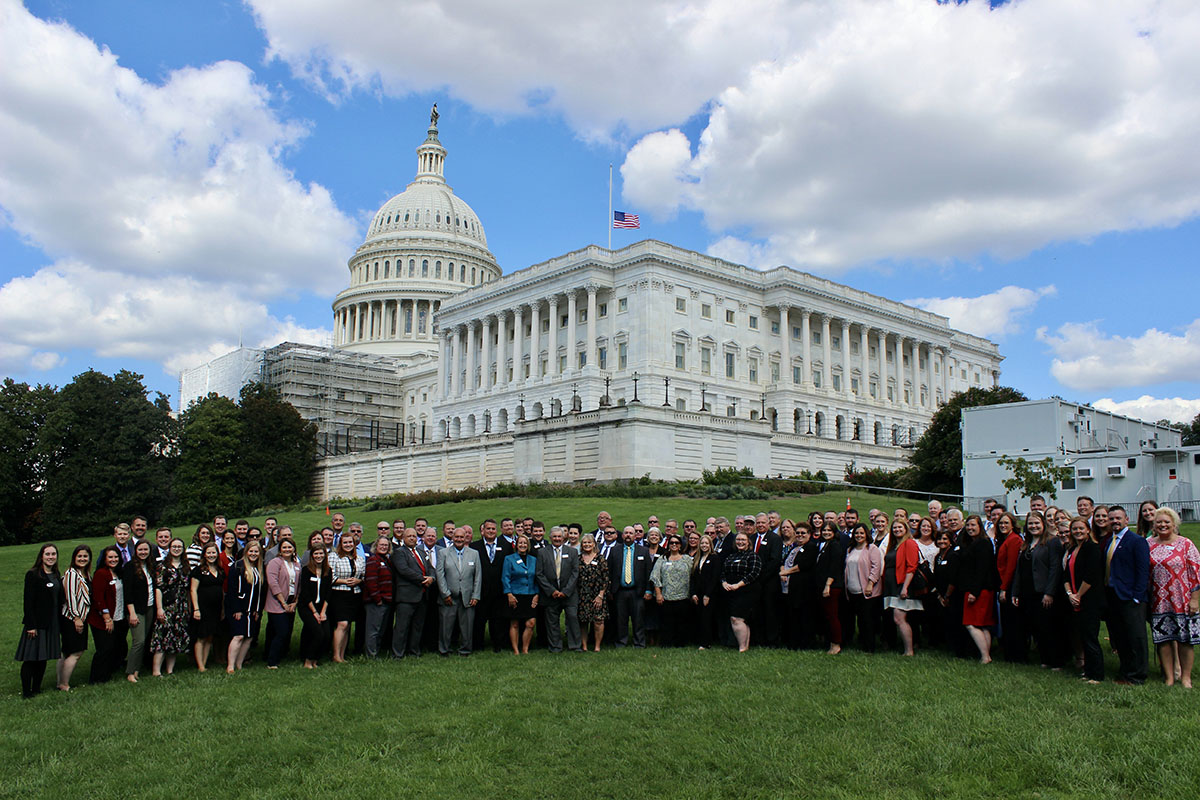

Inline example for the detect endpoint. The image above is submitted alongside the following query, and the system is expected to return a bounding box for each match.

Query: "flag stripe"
[613,211,640,229]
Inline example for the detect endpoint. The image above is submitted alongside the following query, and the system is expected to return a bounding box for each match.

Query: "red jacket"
[996,533,1022,592]
[86,567,120,627]
[894,538,921,587]
[364,553,394,605]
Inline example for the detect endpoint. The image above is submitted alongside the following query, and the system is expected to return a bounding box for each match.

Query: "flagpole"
[608,163,613,250]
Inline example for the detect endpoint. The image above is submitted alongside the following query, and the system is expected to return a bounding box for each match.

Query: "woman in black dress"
[690,533,721,649]
[226,539,264,673]
[298,543,332,669]
[16,543,62,698]
[1064,517,1105,683]
[815,524,847,655]
[781,523,819,650]
[190,541,224,672]
[57,545,91,691]
[721,532,762,652]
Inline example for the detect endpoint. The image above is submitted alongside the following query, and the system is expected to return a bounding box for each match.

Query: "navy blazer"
[1106,528,1150,604]
[607,543,652,593]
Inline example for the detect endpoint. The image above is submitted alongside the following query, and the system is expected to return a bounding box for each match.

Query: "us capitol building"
[180,111,1004,500]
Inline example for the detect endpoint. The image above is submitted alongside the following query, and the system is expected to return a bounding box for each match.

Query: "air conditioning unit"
[1107,464,1126,478]
[1076,467,1094,480]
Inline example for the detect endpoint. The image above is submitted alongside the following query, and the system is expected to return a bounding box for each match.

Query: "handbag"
[909,560,936,596]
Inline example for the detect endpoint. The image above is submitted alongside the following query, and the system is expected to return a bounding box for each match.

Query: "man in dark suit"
[753,513,784,646]
[535,526,581,652]
[1104,506,1150,684]
[389,529,435,659]
[607,525,651,647]
[470,518,512,653]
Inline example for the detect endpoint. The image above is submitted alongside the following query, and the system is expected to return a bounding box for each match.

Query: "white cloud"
[0,261,329,376]
[620,0,1200,268]
[906,285,1056,339]
[0,2,355,375]
[1092,395,1200,425]
[247,0,814,140]
[1038,319,1200,391]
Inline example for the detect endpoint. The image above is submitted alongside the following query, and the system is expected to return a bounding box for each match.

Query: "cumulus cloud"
[1038,319,1200,391]
[0,2,354,374]
[0,261,331,376]
[620,0,1200,269]
[1092,395,1200,425]
[906,285,1056,339]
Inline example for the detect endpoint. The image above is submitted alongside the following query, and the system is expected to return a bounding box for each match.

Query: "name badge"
[46,582,54,588]
[561,553,570,559]
[309,576,319,582]
[637,556,645,561]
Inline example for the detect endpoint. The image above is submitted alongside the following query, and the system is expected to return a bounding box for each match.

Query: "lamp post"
[632,371,640,403]
[517,393,526,421]
[445,416,452,440]
[662,377,671,407]
[730,397,738,418]
[760,392,766,419]
[602,373,611,407]
[571,382,579,413]
[806,410,813,435]
[700,382,708,412]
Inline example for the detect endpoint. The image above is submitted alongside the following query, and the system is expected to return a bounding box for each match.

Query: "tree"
[0,379,55,543]
[997,455,1075,501]
[909,385,1028,495]
[38,370,176,536]
[173,393,245,521]
[236,382,318,509]
[1179,413,1200,447]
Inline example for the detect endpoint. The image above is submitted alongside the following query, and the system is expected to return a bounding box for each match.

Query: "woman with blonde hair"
[1064,517,1104,683]
[1148,507,1200,687]
[225,539,263,673]
[882,518,922,656]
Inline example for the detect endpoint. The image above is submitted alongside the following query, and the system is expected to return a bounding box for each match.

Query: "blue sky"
[2,0,1199,423]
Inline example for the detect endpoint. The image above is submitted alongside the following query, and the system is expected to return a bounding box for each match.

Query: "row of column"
[335,298,440,345]
[440,286,600,398]
[776,304,948,412]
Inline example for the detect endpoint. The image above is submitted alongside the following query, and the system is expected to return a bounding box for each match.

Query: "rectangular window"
[870,381,878,398]
[725,309,735,324]
[887,350,894,363]
[749,315,759,330]
[560,314,568,328]
[701,347,711,375]
[832,335,840,350]
[701,303,712,319]
[851,377,859,394]
[579,309,587,323]
[598,347,608,370]
[675,297,687,313]
[812,370,822,388]
[748,358,758,382]
[559,354,567,371]
[725,351,735,378]
[675,342,686,370]
[578,352,586,368]
[793,326,801,340]
[771,321,780,335]
[541,319,549,333]
[812,331,821,345]
[850,341,859,355]
[771,362,780,382]
[618,343,628,370]
[887,386,894,401]
[598,303,608,318]
[870,345,877,358]
[832,374,841,391]
[792,365,801,384]
[618,298,628,313]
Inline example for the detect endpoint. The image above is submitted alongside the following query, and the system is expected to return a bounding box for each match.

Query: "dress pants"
[363,602,393,658]
[473,594,507,653]
[89,620,128,684]
[613,588,646,647]
[541,594,581,652]
[1105,589,1147,683]
[298,608,330,661]
[846,593,879,652]
[439,597,475,655]
[126,615,149,675]
[660,599,690,646]
[266,611,295,666]
[1072,595,1104,681]
[391,599,425,659]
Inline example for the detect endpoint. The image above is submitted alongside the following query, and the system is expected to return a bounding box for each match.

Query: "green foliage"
[1179,413,1200,447]
[909,385,1028,495]
[38,370,176,537]
[844,464,919,495]
[701,466,755,485]
[0,379,54,544]
[171,383,319,520]
[997,455,1075,501]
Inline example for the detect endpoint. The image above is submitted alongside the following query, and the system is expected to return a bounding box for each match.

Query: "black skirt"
[327,590,362,623]
[14,626,61,662]
[59,616,88,654]
[507,594,537,622]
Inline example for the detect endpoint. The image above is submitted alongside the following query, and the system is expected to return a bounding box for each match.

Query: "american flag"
[612,211,640,229]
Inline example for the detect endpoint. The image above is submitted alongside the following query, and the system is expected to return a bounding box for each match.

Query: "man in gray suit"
[535,526,582,652]
[435,526,482,656]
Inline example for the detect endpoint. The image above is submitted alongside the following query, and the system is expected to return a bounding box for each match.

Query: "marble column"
[481,316,492,391]
[801,309,811,388]
[450,326,462,396]
[548,295,560,377]
[567,291,578,372]
[586,285,598,370]
[841,319,851,397]
[779,304,791,385]
[514,305,526,384]
[821,314,832,391]
[496,311,508,388]
[464,321,477,394]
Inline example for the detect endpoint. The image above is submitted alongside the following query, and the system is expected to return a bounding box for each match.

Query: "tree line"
[0,372,316,545]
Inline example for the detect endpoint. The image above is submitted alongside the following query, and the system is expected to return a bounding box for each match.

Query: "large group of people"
[15,496,1200,697]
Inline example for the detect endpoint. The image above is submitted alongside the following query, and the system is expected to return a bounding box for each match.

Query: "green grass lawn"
[2,492,1197,799]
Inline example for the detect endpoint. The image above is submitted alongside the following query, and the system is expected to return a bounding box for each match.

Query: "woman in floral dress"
[150,538,192,675]
[577,534,609,652]
[1148,507,1200,688]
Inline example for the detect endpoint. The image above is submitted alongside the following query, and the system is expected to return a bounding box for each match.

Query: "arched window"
[471,267,476,284]
[409,259,415,277]
[435,261,441,278]
[404,212,410,222]
[422,259,429,277]
[384,260,389,278]
[460,264,466,282]
[373,262,379,280]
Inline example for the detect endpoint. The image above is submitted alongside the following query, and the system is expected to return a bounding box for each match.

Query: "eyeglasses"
[377,526,390,531]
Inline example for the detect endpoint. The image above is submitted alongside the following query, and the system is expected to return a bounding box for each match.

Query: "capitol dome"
[333,109,500,357]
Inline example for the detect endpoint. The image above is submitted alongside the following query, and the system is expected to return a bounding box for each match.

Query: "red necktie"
[413,548,426,576]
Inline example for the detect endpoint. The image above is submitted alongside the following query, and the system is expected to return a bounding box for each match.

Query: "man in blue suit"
[1104,506,1150,684]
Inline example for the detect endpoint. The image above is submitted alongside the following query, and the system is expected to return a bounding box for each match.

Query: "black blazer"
[22,570,61,631]
[958,535,1000,596]
[1064,541,1104,598]
[1012,538,1064,598]
[607,543,652,593]
[933,545,961,597]
[121,561,155,613]
[787,542,820,600]
[690,553,722,600]
[298,568,332,613]
[389,547,429,604]
[470,538,514,596]
[814,539,846,589]
[751,531,783,584]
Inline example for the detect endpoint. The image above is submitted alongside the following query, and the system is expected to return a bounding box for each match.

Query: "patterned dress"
[576,554,609,624]
[1148,537,1200,645]
[150,563,192,654]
